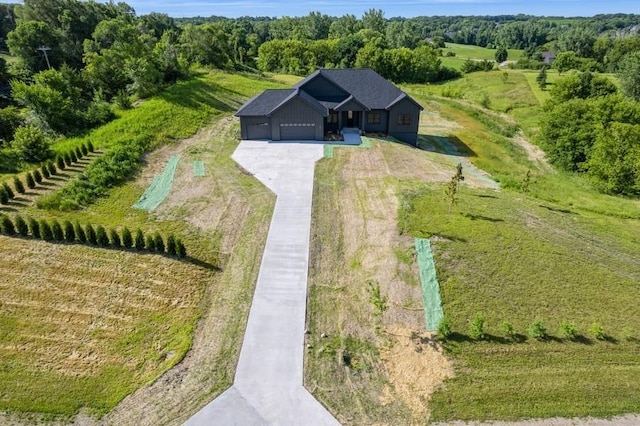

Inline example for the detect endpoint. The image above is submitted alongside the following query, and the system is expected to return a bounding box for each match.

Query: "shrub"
[13,176,25,194]
[51,219,64,241]
[560,321,578,340]
[14,215,28,235]
[28,217,40,238]
[85,224,97,245]
[40,219,53,241]
[74,221,86,243]
[134,228,145,250]
[75,146,83,160]
[528,320,547,340]
[11,124,53,163]
[590,322,606,340]
[87,140,95,152]
[109,228,121,247]
[0,214,15,235]
[176,238,186,258]
[0,187,8,205]
[56,156,65,170]
[63,153,72,167]
[145,234,156,251]
[501,321,515,337]
[96,225,109,246]
[63,220,75,242]
[33,169,43,184]
[469,312,486,340]
[115,90,132,110]
[154,232,165,253]
[41,163,50,179]
[26,172,36,189]
[47,161,56,176]
[2,181,14,199]
[80,144,88,157]
[121,227,133,249]
[69,150,78,164]
[166,234,177,256]
[437,315,453,338]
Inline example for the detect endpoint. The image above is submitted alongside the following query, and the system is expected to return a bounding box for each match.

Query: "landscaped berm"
[1,68,640,426]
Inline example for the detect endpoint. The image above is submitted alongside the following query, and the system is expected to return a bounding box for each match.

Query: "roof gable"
[235,88,327,117]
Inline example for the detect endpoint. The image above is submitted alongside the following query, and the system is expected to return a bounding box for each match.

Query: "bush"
[40,219,53,241]
[13,176,25,194]
[560,321,578,340]
[47,161,56,176]
[51,219,64,241]
[41,163,50,179]
[528,320,547,340]
[176,238,186,258]
[145,234,156,251]
[109,228,121,247]
[0,214,15,235]
[2,181,14,199]
[14,215,28,235]
[115,90,132,110]
[0,187,8,205]
[87,141,95,153]
[74,221,86,243]
[63,153,72,167]
[501,321,515,337]
[11,124,53,163]
[121,227,133,248]
[69,150,78,164]
[26,172,36,189]
[469,312,486,340]
[154,232,165,253]
[80,144,88,157]
[166,234,177,256]
[63,220,75,242]
[96,225,109,246]
[75,146,83,160]
[590,322,606,340]
[85,224,97,245]
[28,217,40,238]
[33,169,43,184]
[437,315,453,338]
[134,228,145,250]
[56,156,65,170]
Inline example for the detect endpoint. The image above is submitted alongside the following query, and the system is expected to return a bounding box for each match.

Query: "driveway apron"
[185,140,339,425]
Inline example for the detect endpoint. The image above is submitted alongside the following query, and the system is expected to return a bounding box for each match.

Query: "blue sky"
[123,0,640,19]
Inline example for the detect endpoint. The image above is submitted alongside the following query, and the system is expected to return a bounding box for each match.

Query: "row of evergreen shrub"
[0,213,186,258]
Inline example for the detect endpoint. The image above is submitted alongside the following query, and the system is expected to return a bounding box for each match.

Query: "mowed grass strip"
[0,236,213,416]
[400,185,640,421]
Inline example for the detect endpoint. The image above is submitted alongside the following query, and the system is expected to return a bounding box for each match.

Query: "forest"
[1,0,640,194]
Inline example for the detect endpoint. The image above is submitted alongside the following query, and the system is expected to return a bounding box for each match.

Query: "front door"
[342,111,360,128]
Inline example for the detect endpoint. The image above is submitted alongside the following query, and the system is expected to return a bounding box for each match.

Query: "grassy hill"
[440,42,525,71]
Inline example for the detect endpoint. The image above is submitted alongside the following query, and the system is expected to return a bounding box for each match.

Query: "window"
[397,114,411,126]
[367,112,381,125]
[327,112,338,124]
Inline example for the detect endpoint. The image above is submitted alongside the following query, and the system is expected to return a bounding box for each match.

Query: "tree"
[51,219,64,241]
[495,47,508,63]
[85,224,97,245]
[166,234,176,256]
[47,161,56,176]
[0,214,15,235]
[14,215,28,235]
[28,217,40,238]
[134,228,145,250]
[74,221,86,243]
[362,9,386,34]
[40,163,50,179]
[144,233,155,251]
[40,219,53,241]
[13,176,25,194]
[0,106,23,147]
[26,172,36,189]
[121,227,133,248]
[1,181,13,199]
[0,187,8,205]
[617,52,640,102]
[11,124,53,163]
[553,51,578,74]
[63,220,75,242]
[56,156,65,170]
[33,169,43,184]
[536,67,547,90]
[109,228,121,247]
[176,238,186,258]
[154,232,165,253]
[87,140,95,152]
[96,225,108,246]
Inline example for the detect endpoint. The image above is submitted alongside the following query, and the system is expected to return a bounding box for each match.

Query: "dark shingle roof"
[235,89,295,116]
[295,68,422,111]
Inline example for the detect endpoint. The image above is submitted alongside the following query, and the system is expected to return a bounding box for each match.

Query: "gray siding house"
[235,68,423,145]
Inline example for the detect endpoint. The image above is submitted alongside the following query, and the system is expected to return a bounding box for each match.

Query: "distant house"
[541,51,556,65]
[235,68,423,145]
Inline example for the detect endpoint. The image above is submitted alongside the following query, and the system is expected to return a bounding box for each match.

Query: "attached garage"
[247,122,270,140]
[279,123,316,140]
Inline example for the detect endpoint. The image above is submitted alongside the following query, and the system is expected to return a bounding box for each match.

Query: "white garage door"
[280,123,315,140]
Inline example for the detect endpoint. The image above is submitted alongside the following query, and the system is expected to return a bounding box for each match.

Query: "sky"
[121,0,640,19]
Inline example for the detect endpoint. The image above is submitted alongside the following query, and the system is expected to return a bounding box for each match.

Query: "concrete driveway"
[185,140,339,425]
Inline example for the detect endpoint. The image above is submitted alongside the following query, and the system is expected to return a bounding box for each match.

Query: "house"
[541,51,556,65]
[235,68,423,145]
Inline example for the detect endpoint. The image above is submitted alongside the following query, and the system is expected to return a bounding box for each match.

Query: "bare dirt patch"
[512,131,551,171]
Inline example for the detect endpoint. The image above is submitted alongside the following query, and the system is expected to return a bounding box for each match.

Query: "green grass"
[0,51,16,64]
[441,43,524,66]
[0,70,283,420]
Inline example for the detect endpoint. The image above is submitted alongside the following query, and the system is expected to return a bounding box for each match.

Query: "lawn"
[440,42,524,71]
[0,70,285,421]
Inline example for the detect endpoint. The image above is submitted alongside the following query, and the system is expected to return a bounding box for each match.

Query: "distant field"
[441,42,524,70]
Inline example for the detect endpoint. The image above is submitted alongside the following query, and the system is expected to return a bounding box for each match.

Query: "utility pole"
[36,46,51,69]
